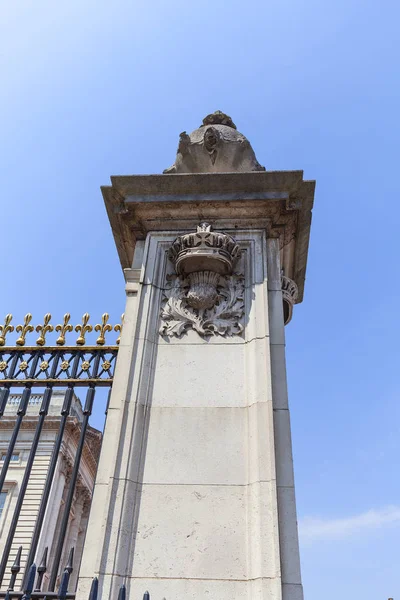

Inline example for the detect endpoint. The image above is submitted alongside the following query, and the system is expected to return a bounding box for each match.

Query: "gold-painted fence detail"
[0,313,123,348]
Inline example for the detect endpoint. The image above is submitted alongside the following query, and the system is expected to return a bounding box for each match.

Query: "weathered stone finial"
[201,110,237,129]
[163,111,265,174]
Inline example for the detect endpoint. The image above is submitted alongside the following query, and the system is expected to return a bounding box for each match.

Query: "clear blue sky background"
[1,1,399,598]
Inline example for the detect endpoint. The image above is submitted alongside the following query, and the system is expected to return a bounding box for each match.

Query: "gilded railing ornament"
[0,312,120,386]
[75,313,93,346]
[0,313,123,347]
[114,314,124,345]
[55,314,73,346]
[95,313,112,346]
[36,314,54,346]
[0,314,14,346]
[16,314,34,346]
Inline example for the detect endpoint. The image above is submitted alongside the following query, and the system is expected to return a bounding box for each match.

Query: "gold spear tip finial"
[16,314,34,346]
[0,314,14,346]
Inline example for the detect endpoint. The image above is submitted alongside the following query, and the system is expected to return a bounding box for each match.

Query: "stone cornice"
[102,171,315,302]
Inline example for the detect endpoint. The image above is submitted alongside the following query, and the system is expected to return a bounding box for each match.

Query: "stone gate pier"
[76,112,315,600]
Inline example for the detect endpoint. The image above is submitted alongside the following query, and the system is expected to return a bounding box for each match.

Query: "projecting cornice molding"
[102,170,315,302]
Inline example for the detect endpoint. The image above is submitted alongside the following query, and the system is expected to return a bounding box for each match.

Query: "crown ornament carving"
[160,224,244,338]
[169,222,240,277]
[168,223,241,314]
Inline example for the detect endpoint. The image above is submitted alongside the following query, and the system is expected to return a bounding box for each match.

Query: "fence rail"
[0,558,149,600]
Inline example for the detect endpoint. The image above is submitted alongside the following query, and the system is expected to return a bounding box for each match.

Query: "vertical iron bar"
[48,386,95,591]
[57,545,74,596]
[21,564,36,600]
[0,352,21,415]
[117,584,126,600]
[57,569,70,600]
[65,547,74,575]
[0,388,52,585]
[34,547,47,592]
[8,546,22,591]
[22,381,75,588]
[28,354,41,381]
[88,577,98,600]
[105,388,112,415]
[0,387,31,495]
[0,387,11,418]
[58,546,73,600]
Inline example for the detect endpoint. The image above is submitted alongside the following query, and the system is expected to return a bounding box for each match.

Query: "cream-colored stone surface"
[142,406,248,485]
[268,289,287,345]
[151,343,245,408]
[270,344,289,410]
[247,401,276,485]
[276,487,302,585]
[128,576,282,600]
[77,228,304,600]
[246,481,281,580]
[141,403,277,486]
[131,484,247,580]
[273,409,296,488]
[79,575,278,600]
[282,583,304,600]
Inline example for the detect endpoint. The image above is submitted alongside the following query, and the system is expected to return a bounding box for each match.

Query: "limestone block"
[248,401,276,485]
[249,576,283,600]
[151,344,245,408]
[273,409,295,488]
[96,477,142,577]
[266,238,282,291]
[276,487,302,585]
[282,583,304,600]
[245,337,273,406]
[127,577,249,600]
[78,481,110,578]
[131,484,247,580]
[270,344,289,409]
[95,400,147,486]
[246,481,281,580]
[141,406,248,485]
[268,290,286,346]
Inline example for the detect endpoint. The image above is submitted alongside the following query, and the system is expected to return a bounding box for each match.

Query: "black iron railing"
[0,554,150,600]
[0,313,122,599]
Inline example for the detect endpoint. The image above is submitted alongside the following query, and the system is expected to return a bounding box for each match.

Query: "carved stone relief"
[159,224,245,338]
[163,111,265,174]
[159,273,244,338]
[281,275,298,325]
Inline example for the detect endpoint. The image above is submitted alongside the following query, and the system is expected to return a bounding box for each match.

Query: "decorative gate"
[0,313,121,600]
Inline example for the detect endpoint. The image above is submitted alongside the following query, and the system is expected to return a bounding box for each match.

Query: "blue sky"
[1,1,399,597]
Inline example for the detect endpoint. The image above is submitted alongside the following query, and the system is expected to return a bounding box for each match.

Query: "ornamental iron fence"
[0,313,123,599]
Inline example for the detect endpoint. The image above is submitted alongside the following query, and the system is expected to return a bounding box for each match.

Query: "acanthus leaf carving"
[159,273,244,338]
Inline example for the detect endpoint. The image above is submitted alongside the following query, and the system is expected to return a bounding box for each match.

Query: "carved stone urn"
[163,110,265,174]
[168,223,240,310]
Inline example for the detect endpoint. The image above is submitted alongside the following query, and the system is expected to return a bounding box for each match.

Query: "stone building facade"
[0,391,101,591]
